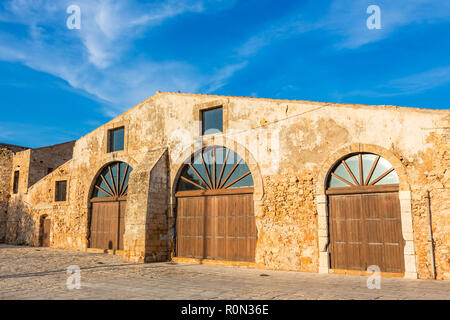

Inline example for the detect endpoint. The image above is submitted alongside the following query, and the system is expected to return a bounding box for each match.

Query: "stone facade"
[5,141,75,245]
[408,129,450,280]
[1,93,448,280]
[0,144,28,242]
[28,142,75,187]
[258,172,317,272]
[0,148,14,242]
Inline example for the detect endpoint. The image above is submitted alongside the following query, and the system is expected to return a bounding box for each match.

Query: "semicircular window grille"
[328,153,399,188]
[92,162,133,198]
[177,146,254,191]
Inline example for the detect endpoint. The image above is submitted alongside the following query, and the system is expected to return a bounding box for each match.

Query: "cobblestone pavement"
[0,245,449,300]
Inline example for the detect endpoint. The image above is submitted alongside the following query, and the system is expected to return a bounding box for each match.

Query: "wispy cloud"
[236,0,450,57]
[346,66,450,98]
[2,0,448,121]
[205,61,248,93]
[321,0,450,49]
[386,66,450,95]
[0,0,241,116]
[236,17,313,57]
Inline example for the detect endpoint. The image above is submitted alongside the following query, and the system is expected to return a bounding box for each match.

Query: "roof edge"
[0,142,30,152]
[155,91,450,113]
[32,140,76,151]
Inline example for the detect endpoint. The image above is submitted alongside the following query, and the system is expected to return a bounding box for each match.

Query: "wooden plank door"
[42,219,51,247]
[362,192,404,273]
[176,194,257,262]
[216,194,257,262]
[176,196,206,259]
[90,201,120,250]
[329,194,364,270]
[329,192,404,273]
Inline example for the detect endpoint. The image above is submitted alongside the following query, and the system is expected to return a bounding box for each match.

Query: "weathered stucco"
[0,148,14,242]
[407,129,450,280]
[28,142,75,187]
[1,93,448,280]
[0,143,28,242]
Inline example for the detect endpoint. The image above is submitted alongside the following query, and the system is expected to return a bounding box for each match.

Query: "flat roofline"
[75,91,450,144]
[155,91,450,113]
[97,91,450,131]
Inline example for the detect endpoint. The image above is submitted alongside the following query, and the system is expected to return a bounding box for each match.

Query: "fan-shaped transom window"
[328,153,398,188]
[177,146,254,191]
[92,162,133,198]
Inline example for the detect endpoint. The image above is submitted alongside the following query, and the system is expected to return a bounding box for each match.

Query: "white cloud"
[205,61,248,93]
[346,66,450,98]
[236,0,450,57]
[386,66,450,94]
[0,0,242,116]
[236,15,312,58]
[319,0,450,49]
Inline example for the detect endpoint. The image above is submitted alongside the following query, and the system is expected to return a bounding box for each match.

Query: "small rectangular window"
[13,171,19,194]
[55,181,67,202]
[201,107,223,135]
[108,127,125,152]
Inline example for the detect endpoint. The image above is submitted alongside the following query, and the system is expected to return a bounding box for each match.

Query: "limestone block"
[404,240,416,255]
[404,254,418,273]
[318,237,328,252]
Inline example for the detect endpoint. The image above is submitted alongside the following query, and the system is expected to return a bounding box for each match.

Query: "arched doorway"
[39,215,51,247]
[89,162,133,250]
[175,146,257,262]
[326,153,405,273]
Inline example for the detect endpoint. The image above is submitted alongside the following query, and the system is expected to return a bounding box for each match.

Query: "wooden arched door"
[327,153,405,273]
[89,162,133,250]
[175,146,257,262]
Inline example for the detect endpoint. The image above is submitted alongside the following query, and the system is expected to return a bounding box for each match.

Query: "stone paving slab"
[0,245,449,300]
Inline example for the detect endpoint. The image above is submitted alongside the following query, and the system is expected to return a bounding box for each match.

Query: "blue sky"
[0,0,449,148]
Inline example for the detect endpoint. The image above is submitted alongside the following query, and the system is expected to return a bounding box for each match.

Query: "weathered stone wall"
[5,161,74,246]
[4,92,449,280]
[5,96,167,258]
[10,149,31,195]
[4,141,75,245]
[2,145,30,244]
[145,150,170,262]
[258,171,317,272]
[28,141,75,187]
[406,128,450,280]
[123,149,169,263]
[0,148,14,242]
[162,93,449,279]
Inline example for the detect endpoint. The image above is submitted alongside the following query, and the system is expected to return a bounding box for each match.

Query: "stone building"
[0,92,448,280]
